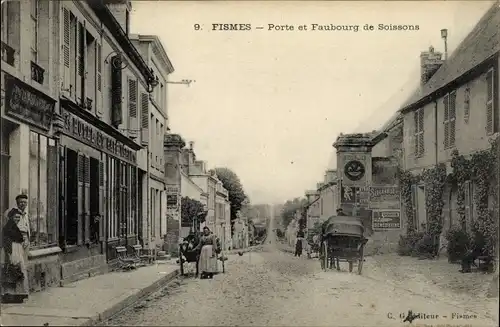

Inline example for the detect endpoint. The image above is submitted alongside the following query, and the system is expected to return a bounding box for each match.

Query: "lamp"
[147,68,159,93]
[440,29,448,39]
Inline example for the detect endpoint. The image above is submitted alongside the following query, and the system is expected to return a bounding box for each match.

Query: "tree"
[181,197,206,231]
[280,197,308,228]
[211,167,247,235]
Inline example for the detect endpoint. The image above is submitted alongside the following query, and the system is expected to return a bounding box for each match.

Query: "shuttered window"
[443,91,456,148]
[96,43,103,116]
[128,79,138,118]
[414,108,424,157]
[486,69,495,134]
[141,93,149,145]
[62,7,72,95]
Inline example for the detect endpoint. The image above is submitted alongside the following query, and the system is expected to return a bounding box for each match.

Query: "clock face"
[344,160,365,181]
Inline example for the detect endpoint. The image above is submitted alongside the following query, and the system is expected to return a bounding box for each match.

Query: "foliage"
[211,167,248,235]
[449,138,498,259]
[398,168,420,234]
[181,196,206,227]
[445,225,470,263]
[397,232,425,256]
[421,164,447,248]
[280,197,308,228]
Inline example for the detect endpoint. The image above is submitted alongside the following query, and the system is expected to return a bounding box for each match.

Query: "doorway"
[416,185,427,231]
[65,149,78,245]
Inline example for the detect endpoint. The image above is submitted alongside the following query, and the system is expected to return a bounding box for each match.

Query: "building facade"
[400,4,499,240]
[1,0,171,289]
[2,0,60,291]
[131,34,174,250]
[215,179,230,249]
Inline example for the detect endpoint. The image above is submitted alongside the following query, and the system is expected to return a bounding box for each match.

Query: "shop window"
[29,132,57,247]
[108,157,117,239]
[130,168,137,236]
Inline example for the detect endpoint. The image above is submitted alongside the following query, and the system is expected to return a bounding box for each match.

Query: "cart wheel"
[322,242,328,271]
[349,261,353,273]
[179,247,185,276]
[358,247,365,275]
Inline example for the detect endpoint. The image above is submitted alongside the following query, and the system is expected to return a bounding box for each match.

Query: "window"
[29,132,57,247]
[30,0,39,62]
[414,108,424,157]
[130,168,137,236]
[108,157,117,239]
[1,1,20,67]
[464,180,474,233]
[486,69,496,134]
[443,91,457,148]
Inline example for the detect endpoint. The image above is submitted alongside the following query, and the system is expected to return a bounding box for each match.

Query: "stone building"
[1,0,169,289]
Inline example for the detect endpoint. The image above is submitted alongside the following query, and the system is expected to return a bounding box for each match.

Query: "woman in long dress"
[195,227,221,279]
[1,208,29,303]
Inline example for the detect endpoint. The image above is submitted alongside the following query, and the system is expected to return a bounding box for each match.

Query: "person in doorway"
[90,213,101,244]
[1,208,29,303]
[194,227,221,279]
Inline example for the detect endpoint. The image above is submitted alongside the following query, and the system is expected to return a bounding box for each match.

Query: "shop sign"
[60,108,137,164]
[341,185,370,206]
[339,153,369,187]
[4,73,56,130]
[166,186,179,194]
[369,185,400,209]
[167,194,179,208]
[372,210,401,230]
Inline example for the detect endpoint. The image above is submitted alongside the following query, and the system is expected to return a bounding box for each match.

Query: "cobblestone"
[103,247,497,327]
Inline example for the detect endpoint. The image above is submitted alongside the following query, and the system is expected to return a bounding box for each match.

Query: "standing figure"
[295,229,305,257]
[194,227,221,279]
[1,208,29,303]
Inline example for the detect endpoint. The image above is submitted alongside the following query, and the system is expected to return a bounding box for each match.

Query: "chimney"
[420,45,443,85]
[106,0,132,35]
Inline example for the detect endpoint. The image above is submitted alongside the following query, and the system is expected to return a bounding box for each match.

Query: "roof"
[401,2,500,112]
[130,34,175,74]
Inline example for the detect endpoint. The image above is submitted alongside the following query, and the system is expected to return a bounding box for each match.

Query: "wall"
[181,172,203,202]
[404,67,496,172]
[318,183,338,222]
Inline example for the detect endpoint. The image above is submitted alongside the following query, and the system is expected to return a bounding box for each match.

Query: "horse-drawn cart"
[320,215,368,275]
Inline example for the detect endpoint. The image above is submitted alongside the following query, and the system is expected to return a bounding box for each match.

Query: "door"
[65,149,79,245]
[89,158,99,244]
[77,153,90,245]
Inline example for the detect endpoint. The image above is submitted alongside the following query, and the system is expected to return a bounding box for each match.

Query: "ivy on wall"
[422,164,447,238]
[449,137,499,257]
[398,168,420,235]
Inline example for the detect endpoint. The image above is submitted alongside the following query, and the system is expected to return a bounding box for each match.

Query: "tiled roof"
[401,2,500,112]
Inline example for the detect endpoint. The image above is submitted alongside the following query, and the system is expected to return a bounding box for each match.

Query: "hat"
[336,208,343,212]
[7,208,22,219]
[15,194,28,201]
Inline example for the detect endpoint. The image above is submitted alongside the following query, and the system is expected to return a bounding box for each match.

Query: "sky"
[131,0,494,205]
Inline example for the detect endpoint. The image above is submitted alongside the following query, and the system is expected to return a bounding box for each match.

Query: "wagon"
[319,215,368,274]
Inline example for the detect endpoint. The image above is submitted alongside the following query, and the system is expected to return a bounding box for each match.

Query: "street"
[102,244,496,326]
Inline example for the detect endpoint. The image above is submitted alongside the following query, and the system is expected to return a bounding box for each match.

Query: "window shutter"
[99,161,105,242]
[410,184,418,230]
[141,92,149,145]
[62,7,71,96]
[449,91,456,147]
[414,111,419,156]
[486,70,494,134]
[418,109,424,156]
[84,156,90,243]
[77,153,84,245]
[76,21,84,104]
[128,78,138,138]
[443,94,449,148]
[111,56,123,127]
[464,180,471,232]
[95,43,103,117]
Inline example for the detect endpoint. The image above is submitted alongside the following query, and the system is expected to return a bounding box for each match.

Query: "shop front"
[55,98,141,282]
[1,73,60,292]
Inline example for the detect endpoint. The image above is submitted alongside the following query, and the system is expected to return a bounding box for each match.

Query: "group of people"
[182,226,223,279]
[1,194,31,303]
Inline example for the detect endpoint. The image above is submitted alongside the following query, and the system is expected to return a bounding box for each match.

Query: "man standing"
[4,195,31,245]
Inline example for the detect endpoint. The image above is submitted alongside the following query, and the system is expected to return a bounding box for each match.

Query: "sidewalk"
[0,261,179,326]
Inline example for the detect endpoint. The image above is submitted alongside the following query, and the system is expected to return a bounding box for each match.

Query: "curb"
[81,268,180,326]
